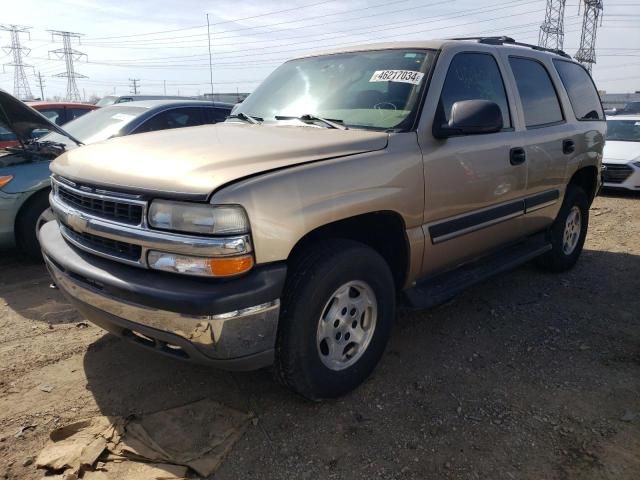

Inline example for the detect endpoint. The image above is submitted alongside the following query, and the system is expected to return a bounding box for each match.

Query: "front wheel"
[535,185,589,272]
[274,239,396,400]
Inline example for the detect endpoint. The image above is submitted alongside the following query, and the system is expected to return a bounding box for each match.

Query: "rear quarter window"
[553,60,604,121]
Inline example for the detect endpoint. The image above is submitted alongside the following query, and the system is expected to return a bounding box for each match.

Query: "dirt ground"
[1,191,639,480]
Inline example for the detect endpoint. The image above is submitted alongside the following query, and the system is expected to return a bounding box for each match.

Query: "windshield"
[606,119,640,142]
[41,105,147,145]
[234,49,436,131]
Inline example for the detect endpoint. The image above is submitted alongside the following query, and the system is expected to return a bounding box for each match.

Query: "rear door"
[503,55,595,234]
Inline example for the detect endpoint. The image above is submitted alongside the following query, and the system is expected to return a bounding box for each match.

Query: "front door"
[420,51,527,276]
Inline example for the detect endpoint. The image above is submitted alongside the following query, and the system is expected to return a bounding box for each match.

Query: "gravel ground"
[0,191,639,480]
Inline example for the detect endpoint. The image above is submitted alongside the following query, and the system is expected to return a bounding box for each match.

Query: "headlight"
[633,160,640,168]
[147,251,254,277]
[148,200,249,235]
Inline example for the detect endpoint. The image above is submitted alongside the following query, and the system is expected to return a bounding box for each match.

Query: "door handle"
[563,139,576,154]
[510,147,526,166]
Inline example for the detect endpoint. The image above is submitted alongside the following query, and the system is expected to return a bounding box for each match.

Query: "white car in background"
[603,115,640,191]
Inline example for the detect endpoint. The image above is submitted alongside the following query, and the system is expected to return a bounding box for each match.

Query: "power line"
[0,24,34,100]
[87,0,537,56]
[74,2,546,68]
[83,0,420,46]
[87,0,341,41]
[48,30,87,101]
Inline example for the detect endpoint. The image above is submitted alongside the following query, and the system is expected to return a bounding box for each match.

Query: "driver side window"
[438,53,511,129]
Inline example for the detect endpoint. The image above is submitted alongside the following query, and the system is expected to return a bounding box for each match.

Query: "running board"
[404,234,552,309]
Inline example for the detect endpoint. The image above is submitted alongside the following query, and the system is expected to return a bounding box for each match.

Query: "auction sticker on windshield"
[369,70,424,84]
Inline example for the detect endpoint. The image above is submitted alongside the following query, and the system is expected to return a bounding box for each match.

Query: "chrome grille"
[62,225,142,261]
[56,181,144,225]
[603,163,633,184]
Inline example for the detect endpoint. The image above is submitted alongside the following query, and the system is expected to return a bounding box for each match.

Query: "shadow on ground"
[0,247,83,324]
[81,249,640,480]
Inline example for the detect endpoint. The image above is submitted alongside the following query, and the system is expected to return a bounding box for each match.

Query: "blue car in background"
[0,90,232,258]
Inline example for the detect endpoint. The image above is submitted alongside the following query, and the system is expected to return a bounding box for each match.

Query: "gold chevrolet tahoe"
[39,37,605,399]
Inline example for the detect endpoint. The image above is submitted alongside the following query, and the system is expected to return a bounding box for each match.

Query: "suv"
[39,37,605,399]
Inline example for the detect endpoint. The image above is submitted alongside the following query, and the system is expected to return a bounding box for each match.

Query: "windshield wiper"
[228,112,262,124]
[275,114,348,130]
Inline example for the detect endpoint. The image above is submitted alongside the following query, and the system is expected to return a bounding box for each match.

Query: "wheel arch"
[13,187,51,241]
[287,210,410,289]
[568,165,599,205]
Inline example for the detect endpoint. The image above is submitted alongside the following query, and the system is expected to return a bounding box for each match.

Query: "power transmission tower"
[538,0,567,50]
[48,30,87,102]
[129,78,140,94]
[0,24,34,100]
[36,71,45,100]
[575,0,604,73]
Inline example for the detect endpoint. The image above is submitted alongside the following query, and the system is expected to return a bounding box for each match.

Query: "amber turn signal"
[0,175,14,189]
[147,250,254,277]
[208,255,254,277]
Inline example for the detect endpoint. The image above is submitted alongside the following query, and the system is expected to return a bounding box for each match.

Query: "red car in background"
[1,101,97,148]
[26,101,98,126]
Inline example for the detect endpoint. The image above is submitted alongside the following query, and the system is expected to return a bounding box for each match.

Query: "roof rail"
[450,36,572,59]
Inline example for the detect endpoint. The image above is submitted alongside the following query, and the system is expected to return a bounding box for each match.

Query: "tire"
[535,184,589,272]
[15,189,51,261]
[274,239,396,400]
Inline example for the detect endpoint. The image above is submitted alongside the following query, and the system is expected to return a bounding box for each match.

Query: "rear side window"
[438,53,511,129]
[134,107,205,134]
[553,60,603,120]
[204,107,230,123]
[509,57,563,128]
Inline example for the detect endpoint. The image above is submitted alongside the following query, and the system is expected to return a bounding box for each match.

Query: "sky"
[1,0,639,100]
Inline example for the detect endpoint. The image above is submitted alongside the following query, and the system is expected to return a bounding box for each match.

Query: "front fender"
[211,133,424,264]
[1,160,52,194]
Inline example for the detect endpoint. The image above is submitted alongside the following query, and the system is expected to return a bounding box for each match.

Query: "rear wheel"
[274,239,396,400]
[535,185,589,272]
[15,189,51,261]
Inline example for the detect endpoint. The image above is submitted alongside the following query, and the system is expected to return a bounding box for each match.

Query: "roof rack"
[450,36,572,59]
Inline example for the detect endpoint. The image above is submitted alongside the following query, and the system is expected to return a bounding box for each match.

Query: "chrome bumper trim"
[48,260,280,360]
[50,192,252,267]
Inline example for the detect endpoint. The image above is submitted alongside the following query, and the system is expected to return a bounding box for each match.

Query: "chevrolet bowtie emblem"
[66,212,88,232]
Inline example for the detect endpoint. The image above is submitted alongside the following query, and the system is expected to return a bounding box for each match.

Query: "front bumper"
[39,220,287,370]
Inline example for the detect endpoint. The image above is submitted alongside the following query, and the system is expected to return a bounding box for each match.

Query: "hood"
[0,89,82,146]
[603,140,640,163]
[51,122,389,196]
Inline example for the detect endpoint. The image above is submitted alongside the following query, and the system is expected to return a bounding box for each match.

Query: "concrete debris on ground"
[35,398,253,479]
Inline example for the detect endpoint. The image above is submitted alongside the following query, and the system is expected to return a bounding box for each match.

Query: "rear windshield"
[606,119,640,142]
[234,49,437,131]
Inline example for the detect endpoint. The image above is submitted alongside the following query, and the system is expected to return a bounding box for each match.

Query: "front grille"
[603,163,634,184]
[57,184,144,225]
[63,226,142,262]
